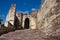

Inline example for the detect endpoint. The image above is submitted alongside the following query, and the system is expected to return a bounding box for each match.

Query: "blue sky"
[0,0,42,24]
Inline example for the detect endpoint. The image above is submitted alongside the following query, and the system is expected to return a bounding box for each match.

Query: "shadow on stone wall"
[14,16,23,30]
[0,16,24,35]
[0,22,16,35]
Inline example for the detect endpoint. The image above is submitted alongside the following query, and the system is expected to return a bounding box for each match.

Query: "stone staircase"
[0,29,60,40]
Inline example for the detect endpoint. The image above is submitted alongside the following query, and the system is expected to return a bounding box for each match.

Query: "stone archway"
[24,18,30,29]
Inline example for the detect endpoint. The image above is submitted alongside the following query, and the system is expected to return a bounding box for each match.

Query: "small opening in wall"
[24,18,30,29]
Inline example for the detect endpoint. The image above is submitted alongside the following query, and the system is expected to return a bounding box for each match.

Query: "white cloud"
[32,8,36,11]
[23,11,29,14]
[17,11,30,14]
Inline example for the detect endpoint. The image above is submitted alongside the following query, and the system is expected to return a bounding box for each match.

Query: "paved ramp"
[0,29,60,40]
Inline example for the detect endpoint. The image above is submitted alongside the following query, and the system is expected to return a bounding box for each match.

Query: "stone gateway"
[5,4,37,30]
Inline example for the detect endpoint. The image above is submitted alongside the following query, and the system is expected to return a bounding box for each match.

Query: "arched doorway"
[24,18,30,29]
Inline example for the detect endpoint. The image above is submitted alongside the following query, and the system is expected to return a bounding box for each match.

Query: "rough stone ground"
[0,29,60,40]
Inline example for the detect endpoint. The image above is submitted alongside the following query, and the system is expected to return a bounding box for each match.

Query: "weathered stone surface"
[5,4,16,27]
[37,0,60,36]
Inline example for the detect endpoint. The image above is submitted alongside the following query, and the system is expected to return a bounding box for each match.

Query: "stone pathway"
[0,29,60,40]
